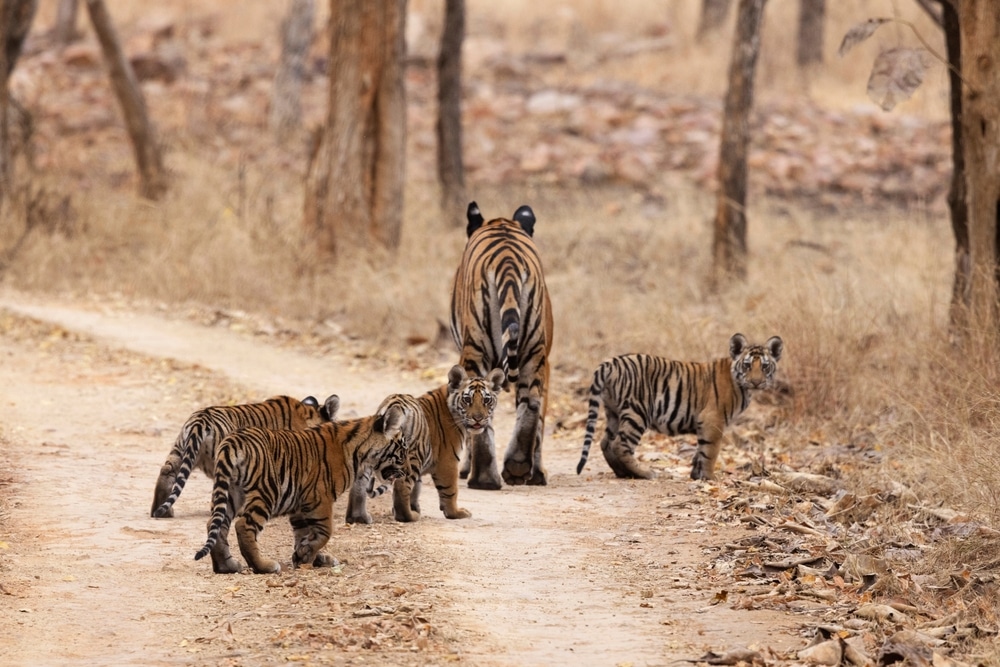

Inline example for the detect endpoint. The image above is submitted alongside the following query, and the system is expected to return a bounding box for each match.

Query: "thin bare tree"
[436,0,465,219]
[711,0,766,287]
[796,0,825,67]
[0,0,37,208]
[269,0,314,137]
[955,0,1000,328]
[938,2,968,330]
[84,0,167,200]
[304,0,407,256]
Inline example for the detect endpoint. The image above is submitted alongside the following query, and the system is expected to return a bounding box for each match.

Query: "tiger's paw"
[502,459,547,486]
[312,553,339,568]
[345,511,374,525]
[689,454,716,481]
[211,557,243,574]
[445,507,472,519]
[467,469,502,490]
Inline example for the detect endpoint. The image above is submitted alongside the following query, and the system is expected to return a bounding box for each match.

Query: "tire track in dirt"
[0,293,804,665]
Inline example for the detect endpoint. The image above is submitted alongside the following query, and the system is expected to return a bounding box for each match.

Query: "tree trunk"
[697,0,732,40]
[269,0,314,137]
[711,0,765,287]
[795,0,824,67]
[304,0,406,256]
[0,0,36,207]
[942,2,969,330]
[84,0,167,200]
[436,0,465,219]
[52,0,78,46]
[956,0,1000,328]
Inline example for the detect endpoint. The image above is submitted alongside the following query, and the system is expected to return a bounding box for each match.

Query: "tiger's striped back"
[576,334,783,481]
[151,394,339,518]
[194,405,408,574]
[450,201,554,488]
[348,366,504,523]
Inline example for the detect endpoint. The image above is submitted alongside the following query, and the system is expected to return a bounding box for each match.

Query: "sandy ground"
[0,290,808,666]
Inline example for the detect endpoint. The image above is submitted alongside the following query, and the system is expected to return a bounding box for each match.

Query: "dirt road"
[0,291,804,666]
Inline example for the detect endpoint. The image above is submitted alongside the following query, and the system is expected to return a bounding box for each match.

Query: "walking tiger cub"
[346,365,505,524]
[193,401,409,574]
[576,334,783,481]
[151,394,339,518]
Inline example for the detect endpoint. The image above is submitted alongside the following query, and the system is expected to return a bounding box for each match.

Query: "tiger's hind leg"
[235,499,280,574]
[208,510,242,574]
[690,414,725,481]
[600,409,655,479]
[151,457,178,518]
[392,474,421,522]
[503,378,548,486]
[290,511,333,569]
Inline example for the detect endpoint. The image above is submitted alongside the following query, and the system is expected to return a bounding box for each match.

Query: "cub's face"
[373,430,409,482]
[729,334,783,390]
[448,366,505,434]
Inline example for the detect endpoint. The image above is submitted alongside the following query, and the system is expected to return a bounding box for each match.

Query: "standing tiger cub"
[151,394,339,518]
[346,365,505,524]
[450,201,554,488]
[576,334,783,481]
[194,402,409,574]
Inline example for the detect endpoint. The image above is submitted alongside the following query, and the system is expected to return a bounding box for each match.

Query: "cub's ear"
[302,395,319,407]
[766,336,784,361]
[466,201,484,237]
[320,394,340,421]
[512,204,535,237]
[487,368,505,392]
[729,333,748,359]
[379,404,406,440]
[448,365,468,391]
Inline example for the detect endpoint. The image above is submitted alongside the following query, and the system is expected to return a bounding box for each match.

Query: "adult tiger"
[346,365,505,524]
[450,201,554,488]
[576,334,783,481]
[192,401,408,574]
[151,394,339,518]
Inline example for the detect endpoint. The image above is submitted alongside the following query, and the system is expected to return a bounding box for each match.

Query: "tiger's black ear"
[729,333,748,360]
[466,201,484,237]
[513,205,535,237]
[320,394,340,421]
[302,396,319,407]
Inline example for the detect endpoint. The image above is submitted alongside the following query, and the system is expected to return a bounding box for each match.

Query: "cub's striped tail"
[576,364,608,474]
[153,423,206,518]
[194,448,238,561]
[367,473,390,499]
[501,310,520,387]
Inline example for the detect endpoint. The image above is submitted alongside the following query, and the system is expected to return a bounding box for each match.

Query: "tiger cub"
[576,334,783,481]
[193,402,409,574]
[151,394,339,518]
[346,365,504,524]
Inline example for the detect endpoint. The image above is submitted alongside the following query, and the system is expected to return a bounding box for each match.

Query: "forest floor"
[0,289,814,666]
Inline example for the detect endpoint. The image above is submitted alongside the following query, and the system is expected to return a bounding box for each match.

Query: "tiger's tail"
[153,420,208,518]
[500,309,520,388]
[576,364,607,474]
[367,472,390,499]
[194,443,238,561]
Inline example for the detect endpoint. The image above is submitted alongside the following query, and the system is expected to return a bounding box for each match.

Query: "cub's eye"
[743,358,752,367]
[762,359,772,370]
[462,394,472,405]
